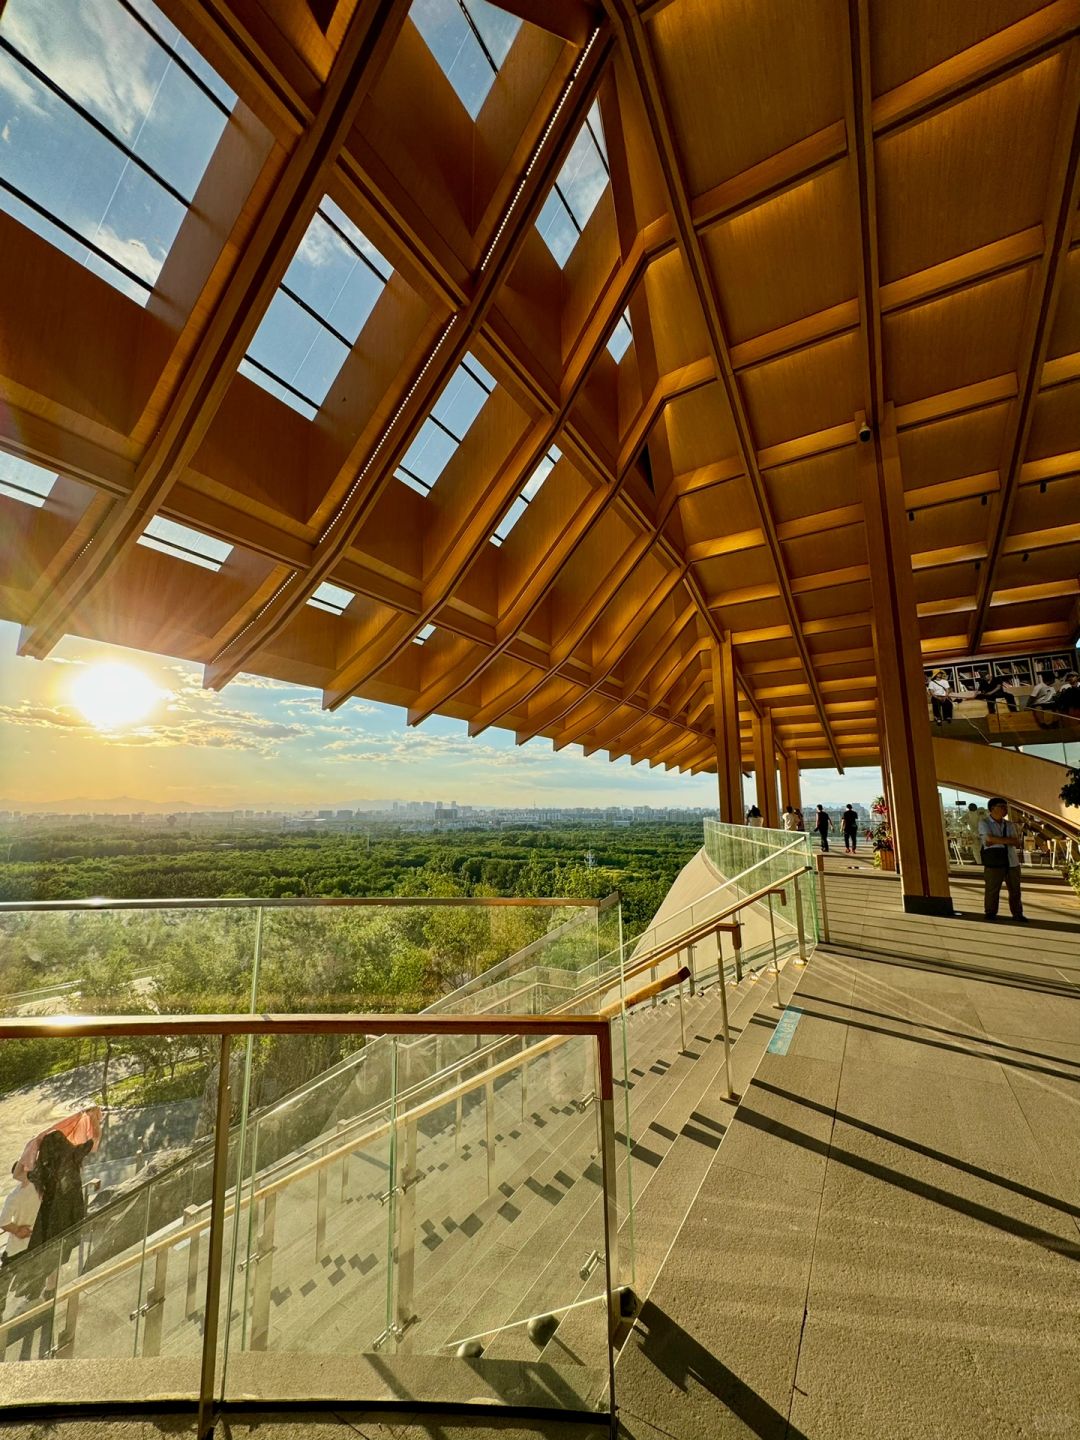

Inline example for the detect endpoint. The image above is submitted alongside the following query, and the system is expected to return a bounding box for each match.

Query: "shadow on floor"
[751,1076,1080,1221]
[735,1102,1080,1261]
[619,1301,808,1440]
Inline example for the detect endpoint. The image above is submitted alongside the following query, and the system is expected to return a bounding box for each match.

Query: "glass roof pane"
[491,447,558,544]
[0,452,55,508]
[410,0,518,120]
[0,0,232,305]
[468,0,520,66]
[607,310,633,362]
[137,515,232,571]
[414,623,437,644]
[396,420,458,493]
[237,359,318,421]
[242,202,391,416]
[308,581,354,615]
[536,102,610,269]
[433,359,491,435]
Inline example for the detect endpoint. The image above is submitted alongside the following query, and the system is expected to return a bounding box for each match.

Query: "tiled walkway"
[612,938,1080,1439]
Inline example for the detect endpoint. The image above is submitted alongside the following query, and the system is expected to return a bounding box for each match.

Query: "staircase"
[0,861,811,1419]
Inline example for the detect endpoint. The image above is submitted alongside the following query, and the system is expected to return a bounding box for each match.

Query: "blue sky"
[0,622,882,811]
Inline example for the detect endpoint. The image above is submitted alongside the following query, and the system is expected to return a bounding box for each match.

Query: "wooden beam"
[604,0,842,766]
[18,0,409,661]
[968,44,1080,648]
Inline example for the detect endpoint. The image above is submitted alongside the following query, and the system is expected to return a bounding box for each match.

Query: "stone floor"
[612,938,1080,1440]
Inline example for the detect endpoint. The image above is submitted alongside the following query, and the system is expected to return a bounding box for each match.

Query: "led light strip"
[479,28,601,273]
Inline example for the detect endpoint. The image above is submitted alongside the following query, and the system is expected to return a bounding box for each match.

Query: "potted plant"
[867,795,896,872]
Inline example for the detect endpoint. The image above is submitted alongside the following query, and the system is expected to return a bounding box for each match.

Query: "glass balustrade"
[0,1013,621,1426]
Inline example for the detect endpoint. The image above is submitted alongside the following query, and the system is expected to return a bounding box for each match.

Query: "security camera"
[857,421,872,444]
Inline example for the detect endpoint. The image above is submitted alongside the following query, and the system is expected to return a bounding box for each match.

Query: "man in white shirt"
[0,1163,40,1312]
[977,798,1026,923]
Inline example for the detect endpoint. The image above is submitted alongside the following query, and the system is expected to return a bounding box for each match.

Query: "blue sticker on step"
[767,1008,802,1055]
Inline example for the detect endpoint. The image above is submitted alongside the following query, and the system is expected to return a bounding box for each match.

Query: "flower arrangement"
[867,795,895,869]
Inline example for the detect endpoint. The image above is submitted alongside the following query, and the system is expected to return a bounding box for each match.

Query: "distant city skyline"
[0,622,884,810]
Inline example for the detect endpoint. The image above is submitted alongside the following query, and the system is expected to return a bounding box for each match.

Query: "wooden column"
[751,711,780,828]
[859,405,953,914]
[780,752,802,814]
[711,635,744,823]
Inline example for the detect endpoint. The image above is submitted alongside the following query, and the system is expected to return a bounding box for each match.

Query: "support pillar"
[751,711,780,828]
[710,633,743,823]
[779,752,802,814]
[859,405,953,914]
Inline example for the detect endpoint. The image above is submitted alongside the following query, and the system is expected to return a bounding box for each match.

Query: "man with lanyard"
[977,797,1027,923]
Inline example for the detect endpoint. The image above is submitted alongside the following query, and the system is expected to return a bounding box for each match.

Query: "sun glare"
[72,662,159,730]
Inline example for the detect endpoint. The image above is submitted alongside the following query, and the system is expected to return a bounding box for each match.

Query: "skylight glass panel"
[242,200,392,418]
[0,452,56,508]
[308,581,354,616]
[0,0,234,304]
[414,623,437,645]
[491,446,559,546]
[410,0,520,120]
[607,310,633,362]
[536,102,610,267]
[137,516,232,572]
[395,355,494,495]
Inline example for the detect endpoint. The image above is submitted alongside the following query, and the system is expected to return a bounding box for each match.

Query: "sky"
[0,622,883,813]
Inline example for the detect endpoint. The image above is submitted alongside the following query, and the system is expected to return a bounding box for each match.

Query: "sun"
[72,662,159,730]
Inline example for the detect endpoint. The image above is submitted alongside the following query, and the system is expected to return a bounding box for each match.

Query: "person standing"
[926,670,953,724]
[746,805,764,828]
[978,797,1027,923]
[841,805,859,854]
[794,806,805,832]
[781,806,798,832]
[815,804,832,852]
[0,1163,40,1314]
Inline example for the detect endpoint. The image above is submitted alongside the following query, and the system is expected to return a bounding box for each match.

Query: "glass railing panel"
[0,1034,232,1400]
[0,904,260,1018]
[392,1032,612,1414]
[218,1035,396,1403]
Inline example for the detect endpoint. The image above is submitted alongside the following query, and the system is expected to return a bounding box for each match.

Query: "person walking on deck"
[841,805,859,854]
[978,797,1027,923]
[815,805,832,852]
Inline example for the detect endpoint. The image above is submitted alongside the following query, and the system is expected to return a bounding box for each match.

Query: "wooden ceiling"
[1,0,1079,776]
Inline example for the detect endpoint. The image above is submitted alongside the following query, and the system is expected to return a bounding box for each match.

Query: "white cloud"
[5,0,161,144]
[93,225,164,283]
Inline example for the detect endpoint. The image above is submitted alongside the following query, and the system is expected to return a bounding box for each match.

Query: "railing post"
[716,966,735,1102]
[794,871,808,964]
[316,1161,328,1259]
[815,851,831,943]
[677,978,687,1053]
[249,1194,277,1351]
[732,923,744,983]
[140,1246,169,1356]
[595,1027,620,1377]
[197,1034,232,1440]
[687,941,697,995]
[485,1078,496,1197]
[521,1037,529,1121]
[184,1205,201,1319]
[337,1118,350,1201]
[53,1293,79,1359]
[768,894,783,1010]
